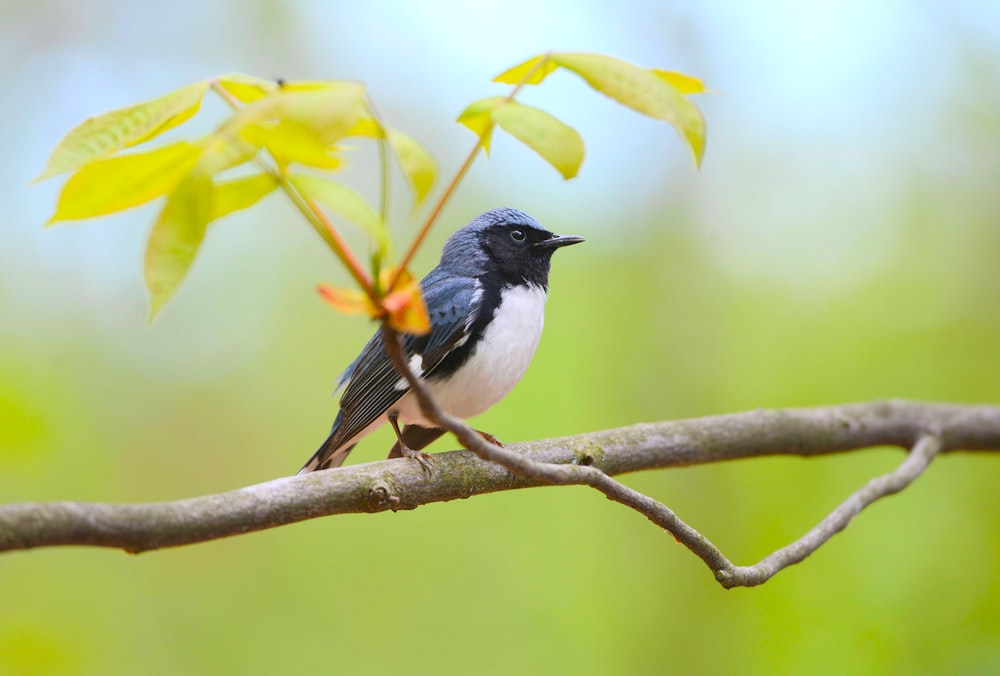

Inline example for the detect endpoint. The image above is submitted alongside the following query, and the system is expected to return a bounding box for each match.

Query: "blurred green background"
[2,1,999,674]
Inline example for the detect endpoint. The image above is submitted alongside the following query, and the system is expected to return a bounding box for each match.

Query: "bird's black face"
[479,222,584,289]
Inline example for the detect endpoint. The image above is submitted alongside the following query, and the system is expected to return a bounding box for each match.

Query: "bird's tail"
[297,438,356,474]
[297,411,355,474]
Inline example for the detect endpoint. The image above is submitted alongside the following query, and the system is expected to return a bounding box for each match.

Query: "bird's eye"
[510,229,526,242]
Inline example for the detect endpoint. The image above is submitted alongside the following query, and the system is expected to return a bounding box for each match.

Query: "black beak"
[536,234,585,249]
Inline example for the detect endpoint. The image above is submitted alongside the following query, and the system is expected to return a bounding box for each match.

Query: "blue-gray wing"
[327,270,482,449]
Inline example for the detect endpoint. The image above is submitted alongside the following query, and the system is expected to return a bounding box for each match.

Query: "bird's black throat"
[423,273,537,382]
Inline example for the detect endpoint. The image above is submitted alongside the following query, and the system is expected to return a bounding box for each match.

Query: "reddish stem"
[211,79,375,297]
[387,54,552,291]
[304,197,374,291]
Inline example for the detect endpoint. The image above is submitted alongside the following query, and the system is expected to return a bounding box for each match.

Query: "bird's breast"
[426,283,548,420]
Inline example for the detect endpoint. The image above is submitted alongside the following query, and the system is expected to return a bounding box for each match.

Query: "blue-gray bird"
[298,207,584,473]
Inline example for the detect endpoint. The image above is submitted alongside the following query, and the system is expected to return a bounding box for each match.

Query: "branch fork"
[379,326,954,588]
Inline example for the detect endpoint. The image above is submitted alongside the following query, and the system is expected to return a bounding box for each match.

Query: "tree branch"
[376,328,987,586]
[720,432,942,586]
[1,401,997,588]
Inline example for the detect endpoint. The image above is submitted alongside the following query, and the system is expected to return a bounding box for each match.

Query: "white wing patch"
[465,282,484,331]
[393,353,424,391]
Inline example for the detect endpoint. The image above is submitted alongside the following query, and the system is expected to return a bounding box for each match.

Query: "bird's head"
[440,208,584,288]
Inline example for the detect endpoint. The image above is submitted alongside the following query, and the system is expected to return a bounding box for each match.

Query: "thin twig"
[377,327,989,587]
[362,95,391,286]
[717,433,943,587]
[379,326,739,576]
[209,79,375,294]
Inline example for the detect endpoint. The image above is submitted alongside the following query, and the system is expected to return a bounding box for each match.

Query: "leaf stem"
[209,79,374,294]
[208,78,242,108]
[387,54,552,291]
[281,185,374,291]
[364,96,392,292]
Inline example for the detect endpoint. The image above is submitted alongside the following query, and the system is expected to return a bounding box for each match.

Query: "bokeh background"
[2,1,999,673]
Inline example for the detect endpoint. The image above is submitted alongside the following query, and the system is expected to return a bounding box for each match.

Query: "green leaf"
[491,103,584,179]
[216,73,279,104]
[144,171,213,320]
[492,53,708,167]
[290,173,387,250]
[457,97,505,154]
[48,141,203,222]
[385,129,437,207]
[493,55,558,85]
[37,81,209,181]
[549,53,706,166]
[650,69,706,95]
[210,174,278,222]
[459,98,583,178]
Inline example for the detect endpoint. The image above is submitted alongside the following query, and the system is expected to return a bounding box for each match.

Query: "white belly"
[396,283,548,426]
[337,284,548,448]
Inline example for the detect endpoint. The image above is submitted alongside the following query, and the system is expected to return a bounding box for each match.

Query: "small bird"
[298,207,584,473]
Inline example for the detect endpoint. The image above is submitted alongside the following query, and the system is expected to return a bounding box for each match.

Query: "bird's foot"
[400,444,434,473]
[388,410,434,473]
[476,430,504,447]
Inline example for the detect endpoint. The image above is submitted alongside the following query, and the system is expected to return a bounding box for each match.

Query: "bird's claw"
[388,410,433,473]
[400,445,434,473]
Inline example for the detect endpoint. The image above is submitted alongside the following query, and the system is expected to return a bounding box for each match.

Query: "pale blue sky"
[3,0,998,321]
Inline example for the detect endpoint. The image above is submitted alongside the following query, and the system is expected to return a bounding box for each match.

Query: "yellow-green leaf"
[48,141,203,222]
[493,55,558,85]
[341,117,437,208]
[229,83,366,146]
[346,117,381,138]
[550,53,706,166]
[650,69,706,95]
[491,102,584,179]
[290,173,386,249]
[278,81,348,93]
[198,135,259,174]
[210,174,277,222]
[240,122,344,170]
[385,129,437,207]
[216,73,278,104]
[144,171,213,320]
[38,82,209,181]
[457,97,505,154]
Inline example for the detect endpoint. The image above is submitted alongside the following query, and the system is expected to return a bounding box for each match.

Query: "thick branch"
[2,401,997,587]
